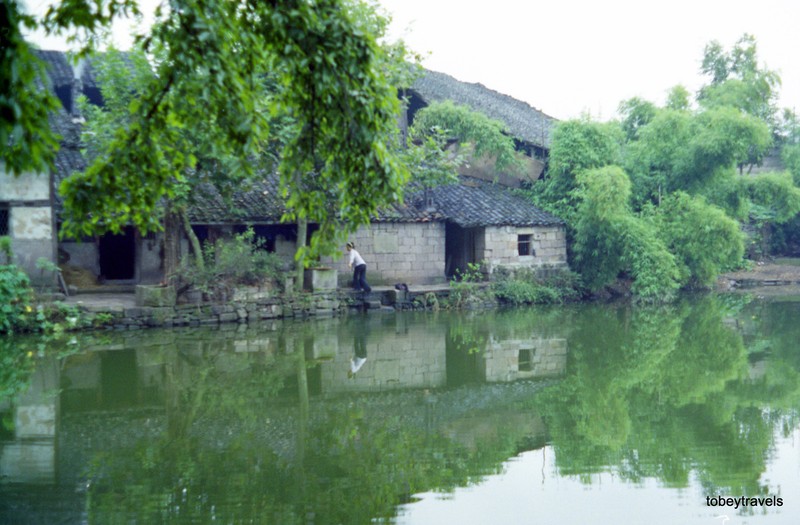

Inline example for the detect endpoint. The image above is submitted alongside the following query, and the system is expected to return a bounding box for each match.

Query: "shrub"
[446,262,491,309]
[0,263,34,334]
[180,228,282,299]
[491,267,582,305]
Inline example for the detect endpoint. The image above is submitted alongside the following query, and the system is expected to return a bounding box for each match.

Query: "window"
[518,234,534,256]
[0,205,9,237]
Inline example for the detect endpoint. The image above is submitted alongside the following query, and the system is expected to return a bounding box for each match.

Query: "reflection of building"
[52,316,568,401]
[0,358,59,484]
[483,337,567,383]
[321,315,449,393]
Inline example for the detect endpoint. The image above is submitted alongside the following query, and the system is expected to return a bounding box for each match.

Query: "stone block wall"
[481,225,567,274]
[483,336,567,382]
[61,232,162,285]
[327,222,446,285]
[0,170,56,286]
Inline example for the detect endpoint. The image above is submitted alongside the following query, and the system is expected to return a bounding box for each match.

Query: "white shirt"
[348,248,366,267]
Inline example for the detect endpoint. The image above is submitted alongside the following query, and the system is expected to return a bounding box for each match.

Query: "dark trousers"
[352,264,371,292]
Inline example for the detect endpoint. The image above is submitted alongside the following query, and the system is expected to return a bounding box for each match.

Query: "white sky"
[379,0,800,120]
[24,0,800,121]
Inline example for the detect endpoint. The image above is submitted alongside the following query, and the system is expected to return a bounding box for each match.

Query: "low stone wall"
[74,291,344,331]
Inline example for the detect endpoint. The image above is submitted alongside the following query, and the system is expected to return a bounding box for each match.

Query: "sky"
[24,0,800,121]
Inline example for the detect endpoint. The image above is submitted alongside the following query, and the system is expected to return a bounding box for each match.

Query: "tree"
[9,0,409,278]
[684,107,771,181]
[572,166,679,299]
[410,100,520,173]
[698,34,780,170]
[271,0,409,267]
[77,46,216,276]
[617,97,657,141]
[535,118,623,222]
[623,108,694,206]
[664,85,691,112]
[399,99,523,196]
[649,192,744,288]
[1,0,140,176]
[699,33,781,123]
[623,106,771,203]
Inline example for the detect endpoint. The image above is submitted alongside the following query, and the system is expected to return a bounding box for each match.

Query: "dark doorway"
[99,227,136,280]
[445,223,482,279]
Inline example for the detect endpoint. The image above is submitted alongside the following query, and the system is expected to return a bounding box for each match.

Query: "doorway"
[98,227,136,281]
[445,223,483,279]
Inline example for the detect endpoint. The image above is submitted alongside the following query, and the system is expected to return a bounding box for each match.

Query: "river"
[1,293,798,524]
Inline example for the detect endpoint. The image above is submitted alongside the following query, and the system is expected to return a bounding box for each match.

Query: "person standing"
[346,241,371,293]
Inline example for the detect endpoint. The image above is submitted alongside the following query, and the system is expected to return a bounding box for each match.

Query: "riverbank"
[718,258,800,289]
[51,283,465,331]
[24,259,800,332]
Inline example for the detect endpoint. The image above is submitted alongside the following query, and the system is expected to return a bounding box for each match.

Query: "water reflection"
[1,295,799,524]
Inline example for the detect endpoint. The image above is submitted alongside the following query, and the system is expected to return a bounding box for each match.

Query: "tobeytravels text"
[706,496,783,509]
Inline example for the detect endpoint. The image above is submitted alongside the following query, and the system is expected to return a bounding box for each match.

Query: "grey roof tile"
[186,173,561,227]
[410,69,556,149]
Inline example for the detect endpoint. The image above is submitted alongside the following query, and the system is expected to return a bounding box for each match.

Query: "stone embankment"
[62,285,454,331]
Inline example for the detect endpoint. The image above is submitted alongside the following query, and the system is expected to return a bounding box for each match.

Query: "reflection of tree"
[85,326,300,523]
[533,295,799,496]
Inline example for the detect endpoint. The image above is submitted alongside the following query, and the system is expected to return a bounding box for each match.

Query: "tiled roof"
[410,69,556,149]
[32,50,75,88]
[186,174,444,224]
[426,177,563,227]
[33,49,102,90]
[186,173,561,227]
[188,177,286,223]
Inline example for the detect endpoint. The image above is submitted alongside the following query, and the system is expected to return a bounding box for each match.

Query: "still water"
[1,294,799,524]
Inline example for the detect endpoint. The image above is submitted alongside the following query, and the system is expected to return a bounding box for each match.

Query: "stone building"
[0,168,56,286]
[336,176,566,284]
[182,68,568,285]
[7,50,567,288]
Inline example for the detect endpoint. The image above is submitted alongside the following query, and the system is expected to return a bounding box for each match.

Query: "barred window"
[0,206,9,237]
[518,234,534,256]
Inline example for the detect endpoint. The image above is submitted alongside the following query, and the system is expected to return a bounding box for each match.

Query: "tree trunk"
[163,207,182,284]
[294,217,307,293]
[180,208,204,271]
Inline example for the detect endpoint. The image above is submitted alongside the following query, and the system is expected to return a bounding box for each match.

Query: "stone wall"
[481,225,567,274]
[327,222,446,286]
[0,170,56,285]
[61,232,162,285]
[71,289,342,331]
